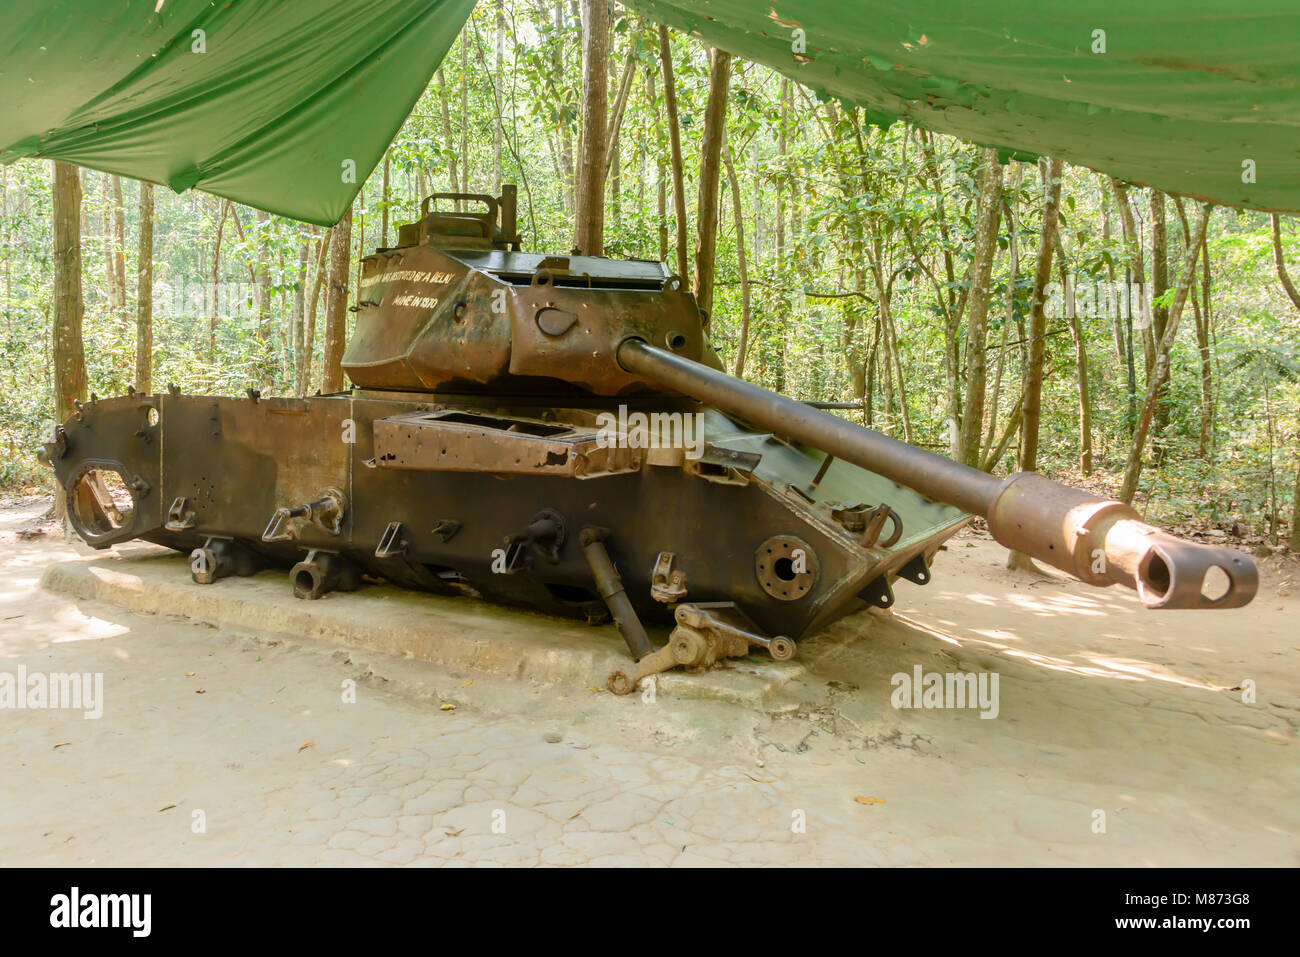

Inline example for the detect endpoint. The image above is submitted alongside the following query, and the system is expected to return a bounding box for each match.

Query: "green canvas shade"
[2,0,1298,224]
[0,0,477,226]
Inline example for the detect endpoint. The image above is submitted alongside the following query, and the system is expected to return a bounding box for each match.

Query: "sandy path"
[1,498,1295,866]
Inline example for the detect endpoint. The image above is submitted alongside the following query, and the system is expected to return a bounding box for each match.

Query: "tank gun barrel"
[617,338,1257,609]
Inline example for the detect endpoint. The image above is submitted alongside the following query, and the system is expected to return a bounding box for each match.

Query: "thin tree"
[573,0,609,255]
[108,174,127,330]
[136,182,154,394]
[321,209,352,393]
[722,145,751,376]
[1270,212,1300,551]
[291,230,308,392]
[1118,204,1210,504]
[1006,156,1064,571]
[300,226,330,395]
[957,146,1004,467]
[52,162,87,522]
[208,199,228,368]
[657,25,689,283]
[693,47,731,320]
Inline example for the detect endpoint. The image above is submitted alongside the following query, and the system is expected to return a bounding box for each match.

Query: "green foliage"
[2,1,1299,540]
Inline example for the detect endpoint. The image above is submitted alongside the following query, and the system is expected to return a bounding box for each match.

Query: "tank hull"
[49,388,968,642]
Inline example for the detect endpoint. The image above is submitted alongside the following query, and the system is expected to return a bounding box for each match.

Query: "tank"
[44,188,1259,693]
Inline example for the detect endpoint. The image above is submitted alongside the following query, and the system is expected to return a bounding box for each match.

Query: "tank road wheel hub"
[755,535,820,601]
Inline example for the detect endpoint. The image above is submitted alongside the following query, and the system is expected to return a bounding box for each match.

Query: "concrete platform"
[39,547,804,704]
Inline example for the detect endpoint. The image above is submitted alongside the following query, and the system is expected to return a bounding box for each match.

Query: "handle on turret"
[420,192,499,220]
[616,338,1258,609]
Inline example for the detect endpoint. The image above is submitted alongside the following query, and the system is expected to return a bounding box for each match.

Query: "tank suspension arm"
[580,527,655,659]
[617,339,1257,609]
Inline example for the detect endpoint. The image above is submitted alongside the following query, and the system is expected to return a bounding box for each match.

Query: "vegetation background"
[4,0,1299,556]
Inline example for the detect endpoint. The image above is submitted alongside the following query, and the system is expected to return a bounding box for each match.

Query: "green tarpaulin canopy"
[0,0,476,225]
[3,0,1298,224]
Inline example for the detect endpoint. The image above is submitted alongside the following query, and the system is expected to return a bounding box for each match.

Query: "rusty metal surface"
[986,472,1257,609]
[373,409,640,477]
[345,192,716,396]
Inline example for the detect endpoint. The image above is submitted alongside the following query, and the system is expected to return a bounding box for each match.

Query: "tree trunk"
[605,51,636,180]
[208,200,228,368]
[254,208,271,346]
[380,153,391,248]
[1066,309,1093,475]
[321,209,352,393]
[1119,205,1210,504]
[301,227,330,395]
[1174,195,1215,459]
[693,47,731,321]
[1006,157,1064,571]
[135,182,154,395]
[292,232,308,394]
[109,175,127,327]
[493,0,505,195]
[984,164,1021,460]
[1110,179,1154,381]
[722,147,751,376]
[1110,180,1146,435]
[776,79,788,272]
[459,39,469,198]
[1272,213,1300,310]
[657,155,668,262]
[657,27,690,283]
[1099,179,1126,363]
[572,0,610,255]
[1199,231,1216,458]
[957,147,1004,467]
[1149,189,1173,466]
[1021,157,1065,474]
[556,3,575,214]
[52,161,88,427]
[1271,213,1300,551]
[436,70,460,196]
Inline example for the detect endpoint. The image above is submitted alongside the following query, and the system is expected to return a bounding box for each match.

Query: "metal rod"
[618,338,998,515]
[580,528,654,660]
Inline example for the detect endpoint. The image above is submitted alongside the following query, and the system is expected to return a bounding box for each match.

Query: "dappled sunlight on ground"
[889,531,1299,695]
[1083,656,1226,691]
[1,498,1295,866]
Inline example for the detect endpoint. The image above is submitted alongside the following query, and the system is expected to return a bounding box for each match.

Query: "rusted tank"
[45,188,1258,693]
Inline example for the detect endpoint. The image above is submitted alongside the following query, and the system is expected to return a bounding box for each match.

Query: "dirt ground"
[1,495,1296,866]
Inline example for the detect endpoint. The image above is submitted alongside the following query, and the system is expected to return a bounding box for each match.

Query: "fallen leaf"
[459,679,473,688]
[440,703,455,711]
[52,742,71,750]
[854,795,885,806]
[444,827,463,837]
[184,671,195,677]
[298,741,316,752]
[195,689,205,694]
[158,804,178,812]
